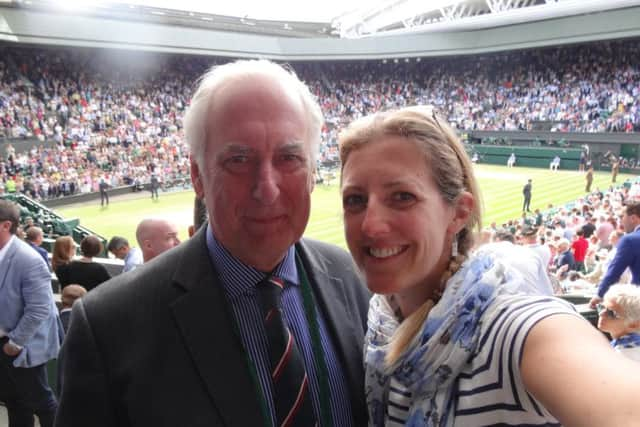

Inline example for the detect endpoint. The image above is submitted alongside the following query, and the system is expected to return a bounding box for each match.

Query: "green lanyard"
[295,253,333,427]
[233,255,334,427]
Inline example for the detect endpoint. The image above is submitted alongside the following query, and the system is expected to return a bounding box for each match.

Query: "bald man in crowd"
[135,218,181,262]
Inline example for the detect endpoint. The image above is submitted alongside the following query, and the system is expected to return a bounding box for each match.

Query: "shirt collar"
[205,224,299,300]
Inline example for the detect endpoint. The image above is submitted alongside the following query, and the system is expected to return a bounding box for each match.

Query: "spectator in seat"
[55,235,110,292]
[571,229,589,273]
[135,218,181,262]
[25,226,50,271]
[59,285,87,333]
[598,284,640,362]
[107,236,143,272]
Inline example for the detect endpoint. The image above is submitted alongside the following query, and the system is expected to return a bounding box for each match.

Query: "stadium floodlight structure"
[331,0,640,38]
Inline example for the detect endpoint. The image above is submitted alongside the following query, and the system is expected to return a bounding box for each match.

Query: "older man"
[0,199,63,427]
[135,218,180,262]
[56,60,370,427]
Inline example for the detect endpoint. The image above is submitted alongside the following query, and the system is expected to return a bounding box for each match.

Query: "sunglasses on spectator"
[596,304,620,319]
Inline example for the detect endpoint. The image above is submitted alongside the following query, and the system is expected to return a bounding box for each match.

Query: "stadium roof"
[4,0,640,38]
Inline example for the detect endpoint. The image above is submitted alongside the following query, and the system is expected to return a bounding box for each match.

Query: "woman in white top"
[338,106,640,426]
[598,284,640,362]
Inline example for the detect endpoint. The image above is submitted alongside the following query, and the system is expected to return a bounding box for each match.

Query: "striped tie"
[257,276,317,427]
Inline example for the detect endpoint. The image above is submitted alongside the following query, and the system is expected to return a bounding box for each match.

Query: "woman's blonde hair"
[52,236,75,271]
[339,106,483,366]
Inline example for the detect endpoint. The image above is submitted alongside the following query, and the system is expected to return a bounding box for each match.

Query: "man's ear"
[190,157,205,199]
[448,191,474,234]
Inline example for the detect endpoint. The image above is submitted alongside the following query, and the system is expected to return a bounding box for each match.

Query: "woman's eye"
[392,192,416,203]
[343,194,366,211]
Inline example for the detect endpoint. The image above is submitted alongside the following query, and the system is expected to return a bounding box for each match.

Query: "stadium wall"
[2,7,640,60]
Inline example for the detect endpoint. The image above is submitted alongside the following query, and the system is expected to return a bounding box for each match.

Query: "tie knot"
[263,276,285,290]
[257,276,286,311]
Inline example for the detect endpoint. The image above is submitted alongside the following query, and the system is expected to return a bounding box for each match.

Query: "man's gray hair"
[183,59,323,169]
[107,236,129,252]
[605,284,640,324]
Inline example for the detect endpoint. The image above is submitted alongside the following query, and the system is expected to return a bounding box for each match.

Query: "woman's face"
[597,299,627,339]
[341,137,468,302]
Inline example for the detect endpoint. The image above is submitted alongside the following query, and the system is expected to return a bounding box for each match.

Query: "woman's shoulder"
[482,294,578,332]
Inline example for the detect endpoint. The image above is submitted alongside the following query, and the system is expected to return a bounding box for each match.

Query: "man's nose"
[252,161,280,205]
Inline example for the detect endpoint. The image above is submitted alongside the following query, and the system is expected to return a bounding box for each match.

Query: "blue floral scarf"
[611,332,640,349]
[365,244,545,426]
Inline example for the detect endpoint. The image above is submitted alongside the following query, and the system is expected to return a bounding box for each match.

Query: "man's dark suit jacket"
[55,228,370,427]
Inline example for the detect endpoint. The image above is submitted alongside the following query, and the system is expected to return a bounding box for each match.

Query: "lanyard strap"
[229,310,272,427]
[296,252,333,427]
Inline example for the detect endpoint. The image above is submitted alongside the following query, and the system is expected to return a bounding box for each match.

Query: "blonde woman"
[339,106,640,426]
[598,284,640,362]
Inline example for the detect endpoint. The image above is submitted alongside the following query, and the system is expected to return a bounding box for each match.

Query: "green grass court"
[55,165,635,249]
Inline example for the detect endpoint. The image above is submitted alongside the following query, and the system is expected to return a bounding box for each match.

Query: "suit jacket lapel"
[170,229,265,426]
[0,238,18,293]
[296,240,365,413]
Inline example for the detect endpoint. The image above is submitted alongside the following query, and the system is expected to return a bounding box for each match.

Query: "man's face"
[111,246,128,260]
[622,209,640,233]
[145,222,180,261]
[191,76,314,271]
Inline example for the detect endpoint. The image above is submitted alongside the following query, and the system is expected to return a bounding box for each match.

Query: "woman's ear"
[448,191,474,234]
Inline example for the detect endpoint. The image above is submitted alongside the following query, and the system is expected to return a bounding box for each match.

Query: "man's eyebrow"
[278,141,306,153]
[217,143,254,155]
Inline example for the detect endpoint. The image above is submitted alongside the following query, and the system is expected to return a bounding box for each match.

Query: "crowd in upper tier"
[0,38,639,199]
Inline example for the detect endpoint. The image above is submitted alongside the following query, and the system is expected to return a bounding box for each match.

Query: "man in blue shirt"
[591,201,640,308]
[106,236,143,273]
[56,60,370,427]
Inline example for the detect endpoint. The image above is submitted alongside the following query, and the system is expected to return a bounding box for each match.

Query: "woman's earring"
[451,235,458,258]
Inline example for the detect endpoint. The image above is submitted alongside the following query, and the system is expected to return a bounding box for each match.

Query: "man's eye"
[228,155,248,164]
[222,155,251,172]
[276,153,306,172]
[279,154,305,165]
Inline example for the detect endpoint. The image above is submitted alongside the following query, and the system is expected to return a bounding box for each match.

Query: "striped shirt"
[386,296,578,426]
[206,228,353,427]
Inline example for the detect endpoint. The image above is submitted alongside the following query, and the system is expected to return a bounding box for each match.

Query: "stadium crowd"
[484,179,640,295]
[0,38,639,199]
